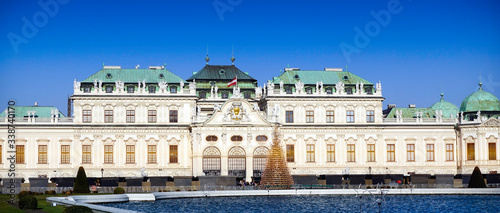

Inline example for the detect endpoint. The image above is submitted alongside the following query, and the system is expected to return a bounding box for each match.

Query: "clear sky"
[1,0,499,115]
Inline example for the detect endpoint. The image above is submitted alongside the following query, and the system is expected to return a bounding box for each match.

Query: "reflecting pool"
[102,194,500,212]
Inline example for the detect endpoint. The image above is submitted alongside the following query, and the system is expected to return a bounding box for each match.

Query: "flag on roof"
[228,76,237,87]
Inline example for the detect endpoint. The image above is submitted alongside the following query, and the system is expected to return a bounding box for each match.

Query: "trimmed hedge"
[468,166,486,188]
[62,205,93,213]
[114,187,125,194]
[19,195,38,209]
[73,166,90,193]
[18,191,31,199]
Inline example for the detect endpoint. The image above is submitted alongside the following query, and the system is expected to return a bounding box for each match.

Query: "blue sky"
[1,0,499,115]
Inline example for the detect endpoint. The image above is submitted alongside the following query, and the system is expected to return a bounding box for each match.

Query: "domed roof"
[431,93,459,118]
[460,83,500,112]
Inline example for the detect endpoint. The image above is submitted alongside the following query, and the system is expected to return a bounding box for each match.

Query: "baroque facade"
[1,61,499,185]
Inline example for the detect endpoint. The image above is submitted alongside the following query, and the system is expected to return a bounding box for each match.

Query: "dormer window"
[365,87,373,94]
[105,86,113,93]
[84,86,91,93]
[170,86,177,93]
[149,86,156,93]
[219,69,225,75]
[159,73,164,78]
[106,73,113,79]
[127,86,135,93]
[345,87,353,94]
[306,87,312,94]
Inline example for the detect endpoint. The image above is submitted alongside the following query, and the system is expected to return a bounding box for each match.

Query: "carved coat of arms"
[223,101,250,123]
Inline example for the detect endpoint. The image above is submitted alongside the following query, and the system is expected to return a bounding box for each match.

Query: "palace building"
[1,59,499,188]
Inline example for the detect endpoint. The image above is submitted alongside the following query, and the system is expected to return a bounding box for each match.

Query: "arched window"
[202,146,221,176]
[206,135,218,142]
[253,146,269,178]
[256,135,268,142]
[228,146,246,177]
[231,135,243,142]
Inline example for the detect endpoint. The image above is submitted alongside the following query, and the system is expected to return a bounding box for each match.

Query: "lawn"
[0,193,67,213]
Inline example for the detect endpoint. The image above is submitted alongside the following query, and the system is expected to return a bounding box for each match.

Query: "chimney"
[35,102,38,106]
[409,104,416,108]
[387,104,396,109]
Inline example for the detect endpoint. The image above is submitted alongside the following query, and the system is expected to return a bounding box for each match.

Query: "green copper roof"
[460,85,500,112]
[81,68,186,84]
[0,106,66,118]
[186,65,257,81]
[195,82,256,89]
[271,70,373,85]
[386,107,436,119]
[430,93,459,118]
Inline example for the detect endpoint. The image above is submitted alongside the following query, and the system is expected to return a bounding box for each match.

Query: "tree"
[468,166,486,188]
[73,166,90,193]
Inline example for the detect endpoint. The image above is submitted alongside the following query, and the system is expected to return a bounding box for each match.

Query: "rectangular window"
[346,110,354,123]
[285,87,292,94]
[306,87,312,94]
[148,145,157,164]
[61,145,70,164]
[126,110,135,123]
[170,86,177,93]
[366,110,374,123]
[446,144,454,161]
[169,110,178,123]
[84,86,91,93]
[286,111,294,123]
[286,145,294,162]
[244,92,251,99]
[106,86,113,93]
[82,110,92,123]
[347,144,355,162]
[426,144,435,161]
[199,91,206,99]
[306,144,315,162]
[126,145,135,164]
[38,145,47,164]
[82,145,91,164]
[170,145,178,163]
[327,144,335,162]
[387,144,395,162]
[407,144,415,161]
[222,92,229,99]
[148,110,157,123]
[104,110,113,123]
[0,145,2,164]
[489,143,496,160]
[16,145,25,164]
[306,110,314,123]
[127,86,134,93]
[346,87,353,94]
[467,143,475,160]
[104,145,113,164]
[367,144,375,162]
[326,110,335,123]
[365,87,373,95]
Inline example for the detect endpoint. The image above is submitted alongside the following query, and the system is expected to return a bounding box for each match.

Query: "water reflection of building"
[1,60,499,187]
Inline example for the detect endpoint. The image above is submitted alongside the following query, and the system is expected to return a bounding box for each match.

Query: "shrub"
[62,205,93,213]
[468,166,486,188]
[113,187,125,194]
[19,195,38,209]
[66,191,72,195]
[45,190,56,195]
[73,166,90,193]
[18,191,31,199]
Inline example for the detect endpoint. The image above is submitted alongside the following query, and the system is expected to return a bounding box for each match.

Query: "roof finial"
[440,92,444,100]
[231,45,235,65]
[205,45,210,65]
[102,62,105,68]
[479,81,483,90]
[345,65,348,71]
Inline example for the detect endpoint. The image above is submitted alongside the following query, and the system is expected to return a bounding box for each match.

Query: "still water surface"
[102,194,500,212]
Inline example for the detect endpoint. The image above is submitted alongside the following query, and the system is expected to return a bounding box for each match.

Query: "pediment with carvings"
[480,118,500,126]
[203,99,271,126]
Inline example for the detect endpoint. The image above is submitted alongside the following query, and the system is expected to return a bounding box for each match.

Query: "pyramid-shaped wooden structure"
[261,126,294,189]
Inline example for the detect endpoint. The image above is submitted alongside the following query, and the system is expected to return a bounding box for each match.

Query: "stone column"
[246,155,253,182]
